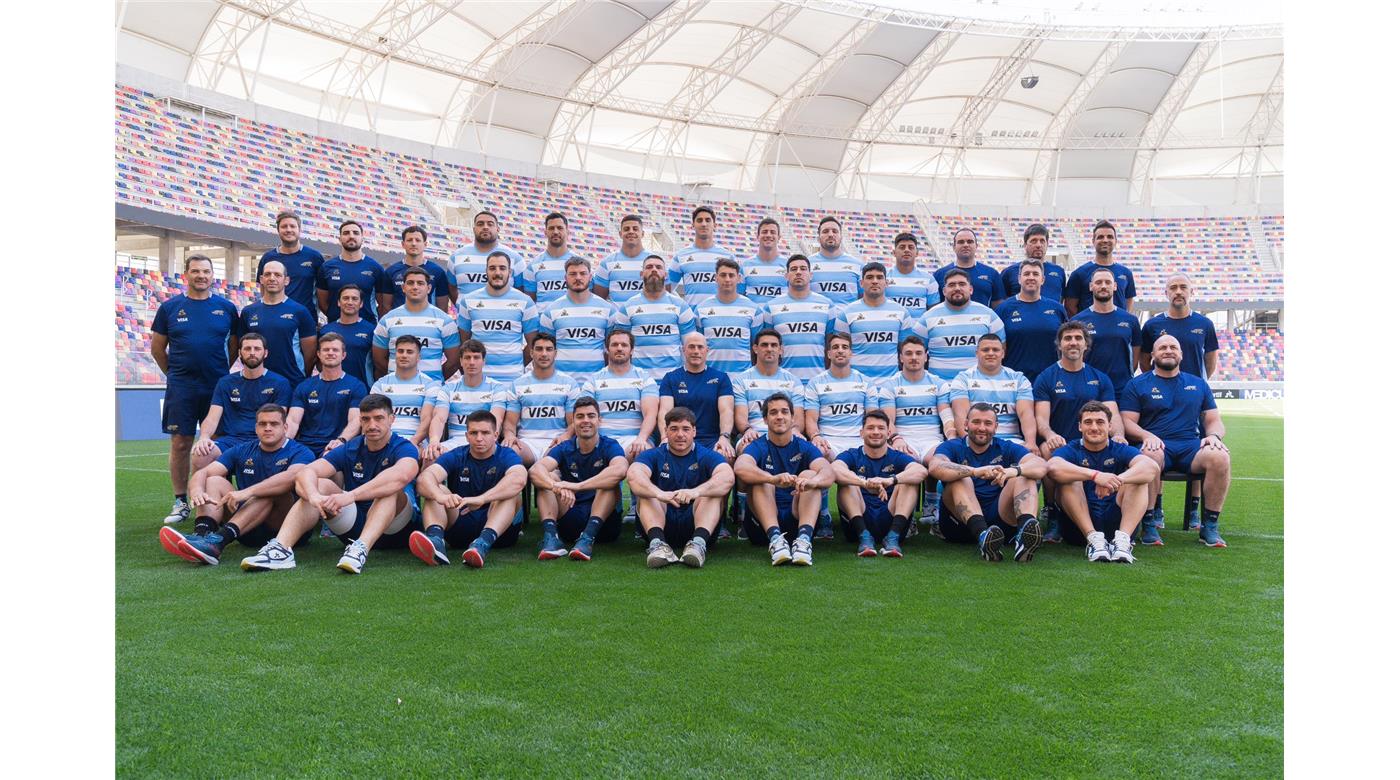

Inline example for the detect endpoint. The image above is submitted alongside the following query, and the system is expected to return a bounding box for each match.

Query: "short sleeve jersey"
[739,256,789,303]
[1065,261,1136,311]
[886,266,940,316]
[635,444,727,493]
[537,294,616,377]
[1140,312,1219,378]
[318,256,385,322]
[612,291,696,379]
[457,287,538,383]
[582,366,658,438]
[437,375,507,441]
[373,304,460,381]
[934,437,1032,504]
[694,294,764,376]
[1119,371,1216,442]
[934,262,1005,307]
[369,371,441,438]
[448,243,525,298]
[741,435,824,509]
[435,443,524,500]
[257,247,324,320]
[379,260,454,310]
[658,367,733,446]
[545,436,626,502]
[831,299,919,381]
[216,437,315,490]
[669,245,737,306]
[319,318,376,389]
[946,366,1033,441]
[323,433,419,493]
[804,369,883,438]
[593,249,648,300]
[1032,362,1117,441]
[995,297,1068,383]
[1072,307,1141,395]
[1000,261,1067,304]
[734,367,807,434]
[210,371,293,438]
[809,252,863,305]
[506,369,579,439]
[522,250,584,304]
[919,301,1006,381]
[291,374,368,445]
[239,299,317,382]
[762,292,835,381]
[836,446,916,508]
[1052,438,1144,514]
[880,372,947,441]
[151,293,239,387]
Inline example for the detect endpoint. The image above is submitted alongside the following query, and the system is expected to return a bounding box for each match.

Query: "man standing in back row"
[810,216,862,305]
[240,259,316,383]
[740,217,788,303]
[1000,224,1066,304]
[1065,220,1135,316]
[318,220,384,323]
[450,210,525,298]
[522,212,583,304]
[670,206,736,307]
[258,211,323,321]
[379,225,454,313]
[592,215,649,301]
[935,229,1004,308]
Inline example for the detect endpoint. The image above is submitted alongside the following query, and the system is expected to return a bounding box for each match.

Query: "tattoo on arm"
[947,464,973,479]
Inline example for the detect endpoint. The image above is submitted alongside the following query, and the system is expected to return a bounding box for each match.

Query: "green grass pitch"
[116,410,1283,777]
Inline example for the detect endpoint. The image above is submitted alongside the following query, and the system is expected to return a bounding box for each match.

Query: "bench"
[1162,470,1204,530]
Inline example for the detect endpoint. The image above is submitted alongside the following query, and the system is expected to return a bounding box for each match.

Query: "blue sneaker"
[856,530,877,557]
[1014,517,1042,563]
[978,526,1005,562]
[716,525,732,541]
[878,531,903,558]
[462,538,491,568]
[1140,521,1165,546]
[569,534,595,562]
[1152,506,1166,529]
[1041,505,1062,544]
[538,532,568,561]
[176,531,224,565]
[1188,508,1202,530]
[1198,521,1227,548]
[816,507,835,540]
[408,530,449,566]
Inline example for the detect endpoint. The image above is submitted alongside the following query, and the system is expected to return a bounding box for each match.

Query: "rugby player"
[880,336,951,526]
[920,268,1006,382]
[191,333,293,471]
[995,258,1068,383]
[257,211,323,320]
[805,332,884,461]
[1065,220,1135,315]
[739,217,788,303]
[830,261,918,382]
[428,339,506,455]
[1071,267,1141,396]
[761,254,834,382]
[537,256,616,378]
[317,219,384,323]
[734,330,812,536]
[528,397,629,562]
[810,216,862,305]
[582,329,659,460]
[592,214,648,301]
[379,225,453,313]
[1000,224,1067,304]
[502,333,580,467]
[694,257,763,379]
[831,410,928,558]
[372,267,459,381]
[669,205,737,306]
[885,232,938,316]
[934,229,1005,308]
[449,210,525,298]
[239,259,316,382]
[456,250,538,383]
[946,334,1036,445]
[658,332,736,458]
[614,254,696,380]
[627,408,736,568]
[368,335,442,451]
[318,286,375,388]
[286,333,367,456]
[733,394,834,566]
[522,212,583,304]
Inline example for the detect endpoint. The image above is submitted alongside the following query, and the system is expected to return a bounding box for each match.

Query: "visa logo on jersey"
[524,407,560,419]
[710,327,745,339]
[615,280,643,292]
[563,327,600,340]
[392,405,420,417]
[479,320,515,332]
[688,272,717,284]
[900,406,938,417]
[864,332,894,344]
[539,279,568,292]
[460,273,488,284]
[638,324,676,336]
[829,403,861,415]
[750,285,783,297]
[942,335,979,346]
[603,400,638,413]
[788,322,822,334]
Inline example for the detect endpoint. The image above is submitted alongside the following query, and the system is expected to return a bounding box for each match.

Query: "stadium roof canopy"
[116,0,1283,206]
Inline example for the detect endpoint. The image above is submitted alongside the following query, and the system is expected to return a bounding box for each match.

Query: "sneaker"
[1188,508,1202,530]
[919,500,939,527]
[1140,522,1165,546]
[161,497,190,525]
[1042,506,1062,544]
[856,530,877,557]
[716,525,732,541]
[878,531,903,558]
[736,523,749,541]
[569,534,595,562]
[240,540,295,571]
[177,532,224,566]
[978,526,1005,562]
[646,538,679,568]
[538,532,568,561]
[337,540,368,574]
[815,509,834,540]
[1109,530,1137,563]
[1198,521,1228,548]
[159,527,202,563]
[768,535,792,566]
[1152,506,1165,529]
[790,536,813,566]
[408,530,449,566]
[320,522,337,539]
[1014,518,1042,563]
[681,539,707,568]
[906,519,919,538]
[1085,531,1112,563]
[462,538,491,568]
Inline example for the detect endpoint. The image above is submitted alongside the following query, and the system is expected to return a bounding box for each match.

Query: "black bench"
[1162,470,1204,530]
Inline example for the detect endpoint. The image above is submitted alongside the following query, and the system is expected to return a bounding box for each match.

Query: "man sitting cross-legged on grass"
[529,397,629,562]
[732,392,834,567]
[240,393,421,574]
[627,407,735,569]
[408,411,528,568]
[160,403,315,565]
[830,410,928,559]
[929,403,1048,563]
[1046,401,1159,563]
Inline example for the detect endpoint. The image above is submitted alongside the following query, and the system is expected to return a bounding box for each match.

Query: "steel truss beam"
[1128,34,1217,205]
[1024,38,1127,205]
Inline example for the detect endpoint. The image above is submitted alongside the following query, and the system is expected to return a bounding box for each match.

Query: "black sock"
[1017,513,1035,528]
[175,493,188,503]
[1187,495,1201,513]
[797,524,814,542]
[1202,509,1221,526]
[848,514,867,535]
[1154,495,1163,511]
[967,514,989,537]
[692,528,712,546]
[217,522,240,546]
[192,519,215,535]
[541,519,558,537]
[891,514,911,536]
[478,527,499,547]
[646,527,664,543]
[583,516,601,539]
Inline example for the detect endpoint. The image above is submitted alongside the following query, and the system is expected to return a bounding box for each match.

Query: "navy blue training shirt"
[291,374,368,447]
[835,445,915,514]
[1000,261,1066,304]
[1072,307,1141,395]
[215,437,315,490]
[323,433,419,493]
[435,443,525,500]
[318,256,385,322]
[1065,261,1136,312]
[1119,371,1217,442]
[210,370,293,439]
[741,435,824,511]
[545,435,626,503]
[934,437,1031,505]
[380,260,455,311]
[1032,362,1117,441]
[319,318,376,389]
[995,297,1068,382]
[635,444,727,492]
[934,262,1006,307]
[659,367,734,447]
[239,299,316,382]
[1140,312,1218,378]
[258,247,324,320]
[150,293,239,387]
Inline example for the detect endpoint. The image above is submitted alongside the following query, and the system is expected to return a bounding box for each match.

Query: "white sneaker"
[1109,530,1136,563]
[1086,531,1112,563]
[240,540,295,571]
[646,538,679,568]
[681,538,707,568]
[337,539,369,574]
[768,535,792,566]
[790,536,813,566]
[162,498,191,525]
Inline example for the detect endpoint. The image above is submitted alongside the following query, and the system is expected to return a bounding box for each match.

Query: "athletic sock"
[1187,495,1201,514]
[175,493,188,503]
[797,524,814,543]
[848,514,867,535]
[1154,495,1163,511]
[692,528,712,547]
[891,514,911,536]
[193,519,215,536]
[766,525,783,542]
[1202,509,1221,526]
[583,516,601,538]
[478,527,499,548]
[646,527,664,543]
[967,514,989,537]
[217,522,240,546]
[541,519,558,538]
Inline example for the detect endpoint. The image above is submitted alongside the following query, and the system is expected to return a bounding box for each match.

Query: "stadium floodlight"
[1021,75,1040,88]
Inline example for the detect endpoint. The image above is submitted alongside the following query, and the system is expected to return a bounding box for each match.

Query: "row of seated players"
[158,320,1230,572]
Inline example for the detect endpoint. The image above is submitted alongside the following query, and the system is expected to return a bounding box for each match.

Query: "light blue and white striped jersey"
[592,249,648,301]
[372,304,459,381]
[733,366,807,434]
[456,287,538,383]
[880,371,947,441]
[810,252,863,305]
[694,294,764,376]
[946,366,1033,441]
[740,255,789,303]
[886,266,940,316]
[669,244,737,306]
[537,294,617,378]
[522,250,584,304]
[436,375,507,441]
[370,371,441,438]
[506,369,579,439]
[761,292,834,382]
[582,365,658,438]
[830,299,919,381]
[803,369,883,438]
[918,302,1006,382]
[449,243,525,297]
[612,291,697,379]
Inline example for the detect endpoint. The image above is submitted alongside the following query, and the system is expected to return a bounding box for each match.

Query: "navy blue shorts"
[329,487,421,549]
[1059,495,1124,546]
[214,435,255,456]
[657,505,698,550]
[937,494,1016,544]
[1162,438,1202,473]
[839,506,896,542]
[444,506,522,549]
[237,524,315,549]
[163,383,214,437]
[557,499,622,544]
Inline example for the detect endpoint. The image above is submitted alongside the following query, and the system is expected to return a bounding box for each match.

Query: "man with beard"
[528,397,629,562]
[739,217,788,303]
[538,257,617,379]
[1000,224,1067,304]
[760,254,834,382]
[885,232,938,317]
[457,250,538,383]
[995,259,1068,384]
[880,336,951,528]
[934,229,1005,308]
[450,210,525,298]
[694,258,764,379]
[592,215,649,301]
[946,334,1036,446]
[1120,335,1232,548]
[627,408,735,569]
[582,329,659,460]
[318,220,385,323]
[733,394,834,567]
[286,333,367,457]
[240,259,316,382]
[503,333,581,467]
[380,225,453,313]
[831,410,928,558]
[191,333,294,472]
[1071,267,1141,397]
[670,206,737,306]
[369,336,442,452]
[614,254,697,380]
[1065,220,1135,316]
[919,269,1006,382]
[372,267,460,381]
[258,211,323,320]
[810,217,863,305]
[523,212,584,304]
[318,286,375,388]
[830,262,918,382]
